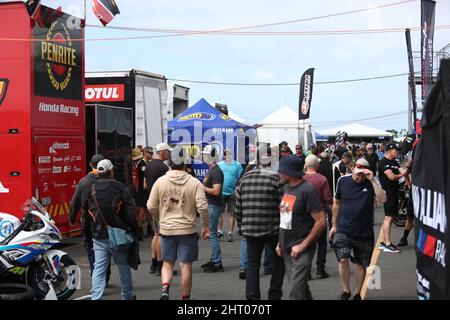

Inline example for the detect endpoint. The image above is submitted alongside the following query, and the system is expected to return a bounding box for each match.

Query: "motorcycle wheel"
[0,284,36,300]
[27,255,77,300]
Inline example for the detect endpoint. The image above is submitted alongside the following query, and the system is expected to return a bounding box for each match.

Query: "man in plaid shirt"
[234,151,285,300]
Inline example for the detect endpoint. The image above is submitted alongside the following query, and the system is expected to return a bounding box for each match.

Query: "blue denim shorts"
[160,233,199,263]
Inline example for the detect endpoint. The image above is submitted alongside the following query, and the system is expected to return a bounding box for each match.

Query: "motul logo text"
[85,84,125,102]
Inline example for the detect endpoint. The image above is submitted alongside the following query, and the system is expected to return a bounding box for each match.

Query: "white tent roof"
[317,123,394,138]
[257,106,311,128]
[228,111,250,125]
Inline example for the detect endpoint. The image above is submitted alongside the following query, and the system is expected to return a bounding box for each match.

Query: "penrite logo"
[0,78,9,107]
[49,142,70,154]
[41,20,77,91]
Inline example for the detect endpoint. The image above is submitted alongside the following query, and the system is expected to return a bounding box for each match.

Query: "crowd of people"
[69,136,416,300]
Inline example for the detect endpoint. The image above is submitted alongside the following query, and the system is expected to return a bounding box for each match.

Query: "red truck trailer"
[0,2,85,236]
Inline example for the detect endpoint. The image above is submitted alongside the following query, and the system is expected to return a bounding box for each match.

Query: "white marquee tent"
[317,123,394,138]
[256,106,315,148]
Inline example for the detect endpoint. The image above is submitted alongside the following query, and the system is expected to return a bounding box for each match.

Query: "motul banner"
[298,68,314,120]
[421,0,436,105]
[85,84,125,102]
[406,29,418,130]
[413,59,450,300]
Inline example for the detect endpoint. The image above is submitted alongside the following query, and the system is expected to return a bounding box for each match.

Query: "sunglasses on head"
[355,164,369,169]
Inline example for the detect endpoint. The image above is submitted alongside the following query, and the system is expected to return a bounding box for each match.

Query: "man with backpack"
[88,159,143,300]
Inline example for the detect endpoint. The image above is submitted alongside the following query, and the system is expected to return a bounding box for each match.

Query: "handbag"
[91,184,134,250]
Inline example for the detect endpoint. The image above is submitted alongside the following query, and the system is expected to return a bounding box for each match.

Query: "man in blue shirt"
[329,158,386,300]
[218,149,243,242]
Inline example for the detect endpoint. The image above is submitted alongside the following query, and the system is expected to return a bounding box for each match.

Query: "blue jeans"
[240,238,274,273]
[208,204,224,265]
[91,239,134,300]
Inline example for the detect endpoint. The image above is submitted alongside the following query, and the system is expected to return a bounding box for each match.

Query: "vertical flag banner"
[421,0,436,104]
[405,29,418,130]
[413,59,450,300]
[92,0,120,26]
[298,68,315,120]
[25,0,42,25]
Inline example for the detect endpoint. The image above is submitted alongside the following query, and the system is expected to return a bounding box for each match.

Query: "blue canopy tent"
[168,98,254,181]
[314,130,328,142]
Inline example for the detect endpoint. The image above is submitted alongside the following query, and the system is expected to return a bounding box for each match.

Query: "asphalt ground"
[65,207,417,300]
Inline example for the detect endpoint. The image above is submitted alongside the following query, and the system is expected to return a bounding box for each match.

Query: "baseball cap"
[90,154,104,169]
[278,155,305,178]
[295,144,303,149]
[354,158,370,174]
[155,143,173,152]
[97,159,114,173]
[132,148,143,161]
[386,143,398,151]
[305,155,319,168]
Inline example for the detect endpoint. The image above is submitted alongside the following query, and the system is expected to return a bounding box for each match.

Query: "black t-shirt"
[203,165,224,205]
[335,175,375,238]
[144,159,169,193]
[279,180,322,252]
[136,159,149,192]
[365,153,379,176]
[338,161,348,175]
[318,159,340,195]
[378,157,400,193]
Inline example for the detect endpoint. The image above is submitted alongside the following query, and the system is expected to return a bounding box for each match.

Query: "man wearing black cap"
[276,155,326,300]
[70,154,110,280]
[378,143,407,254]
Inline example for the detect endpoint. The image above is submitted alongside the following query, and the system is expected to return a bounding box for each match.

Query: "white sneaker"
[383,244,401,253]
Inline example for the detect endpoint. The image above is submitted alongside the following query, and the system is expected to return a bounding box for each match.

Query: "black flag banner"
[412,59,450,300]
[92,0,120,26]
[406,29,418,130]
[25,0,42,23]
[421,0,436,105]
[299,68,315,120]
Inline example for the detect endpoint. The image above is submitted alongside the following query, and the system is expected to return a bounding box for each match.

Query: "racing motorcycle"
[0,198,78,300]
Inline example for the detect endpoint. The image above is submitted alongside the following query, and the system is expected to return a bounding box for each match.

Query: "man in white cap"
[329,158,386,300]
[88,159,142,300]
[200,144,225,273]
[145,143,172,275]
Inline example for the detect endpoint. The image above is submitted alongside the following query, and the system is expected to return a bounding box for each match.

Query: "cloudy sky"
[41,0,450,132]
